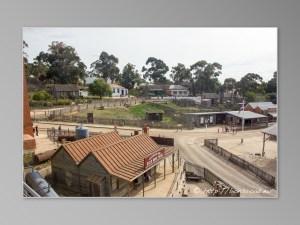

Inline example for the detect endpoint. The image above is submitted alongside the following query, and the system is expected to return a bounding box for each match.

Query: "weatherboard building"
[51,131,175,197]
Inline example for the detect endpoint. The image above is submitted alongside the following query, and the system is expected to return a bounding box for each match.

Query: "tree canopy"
[142,57,169,83]
[119,63,141,89]
[90,51,120,82]
[190,60,222,95]
[33,41,87,84]
[88,78,112,99]
[170,63,191,84]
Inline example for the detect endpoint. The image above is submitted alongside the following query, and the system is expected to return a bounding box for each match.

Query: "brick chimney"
[23,65,36,150]
[143,124,150,135]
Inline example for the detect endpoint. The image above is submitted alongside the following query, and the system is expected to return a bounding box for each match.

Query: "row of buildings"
[49,83,129,99]
[184,102,277,128]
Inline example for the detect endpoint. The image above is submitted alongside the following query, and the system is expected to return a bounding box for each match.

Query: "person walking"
[35,125,39,136]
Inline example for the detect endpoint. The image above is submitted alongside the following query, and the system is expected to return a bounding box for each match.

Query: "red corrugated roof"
[88,134,174,182]
[62,131,122,164]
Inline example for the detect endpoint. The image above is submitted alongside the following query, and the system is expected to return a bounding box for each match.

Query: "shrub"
[55,99,71,106]
[32,90,52,101]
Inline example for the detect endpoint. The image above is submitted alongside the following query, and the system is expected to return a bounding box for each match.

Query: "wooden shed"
[145,110,164,121]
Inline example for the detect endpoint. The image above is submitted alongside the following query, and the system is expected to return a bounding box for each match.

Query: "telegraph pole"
[239,99,245,144]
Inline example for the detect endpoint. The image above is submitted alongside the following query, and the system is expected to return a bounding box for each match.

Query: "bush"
[56,99,71,106]
[32,90,52,101]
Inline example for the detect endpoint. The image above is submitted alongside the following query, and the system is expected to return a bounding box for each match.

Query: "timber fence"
[204,139,276,188]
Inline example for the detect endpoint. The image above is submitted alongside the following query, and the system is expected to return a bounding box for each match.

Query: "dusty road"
[34,121,278,197]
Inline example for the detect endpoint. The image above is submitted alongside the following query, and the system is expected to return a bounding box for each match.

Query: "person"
[35,125,39,136]
[58,125,62,135]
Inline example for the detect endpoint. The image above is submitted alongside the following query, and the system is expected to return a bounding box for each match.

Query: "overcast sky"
[23,27,277,83]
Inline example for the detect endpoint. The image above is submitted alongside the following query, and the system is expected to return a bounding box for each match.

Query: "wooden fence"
[204,139,276,188]
[184,161,240,197]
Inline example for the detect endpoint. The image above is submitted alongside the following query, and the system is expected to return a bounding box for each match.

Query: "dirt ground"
[33,121,278,181]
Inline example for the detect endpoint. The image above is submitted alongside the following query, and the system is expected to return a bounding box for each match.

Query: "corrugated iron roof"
[62,131,122,164]
[262,124,277,137]
[247,102,277,110]
[226,111,267,119]
[89,134,174,182]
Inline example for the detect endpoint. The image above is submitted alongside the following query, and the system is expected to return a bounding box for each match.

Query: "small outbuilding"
[145,110,164,121]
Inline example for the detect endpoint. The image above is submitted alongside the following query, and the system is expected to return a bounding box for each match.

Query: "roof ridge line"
[63,130,117,147]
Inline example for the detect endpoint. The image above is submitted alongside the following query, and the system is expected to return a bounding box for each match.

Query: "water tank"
[75,124,89,140]
[25,171,59,197]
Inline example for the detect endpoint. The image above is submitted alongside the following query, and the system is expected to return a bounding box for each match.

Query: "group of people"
[218,126,238,134]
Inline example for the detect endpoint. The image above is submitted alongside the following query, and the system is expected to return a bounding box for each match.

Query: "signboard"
[144,149,166,169]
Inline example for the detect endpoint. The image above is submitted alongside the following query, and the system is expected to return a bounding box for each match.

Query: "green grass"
[76,101,201,124]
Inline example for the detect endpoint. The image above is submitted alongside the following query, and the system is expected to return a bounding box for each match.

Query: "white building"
[111,83,128,97]
[168,85,189,97]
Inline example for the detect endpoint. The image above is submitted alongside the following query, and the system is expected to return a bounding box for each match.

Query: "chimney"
[143,124,149,135]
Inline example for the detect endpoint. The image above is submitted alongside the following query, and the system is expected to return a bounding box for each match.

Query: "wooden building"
[51,131,175,197]
[225,111,268,130]
[79,134,175,197]
[145,110,164,121]
[51,84,80,99]
[245,102,277,122]
[51,132,122,193]
[184,111,268,129]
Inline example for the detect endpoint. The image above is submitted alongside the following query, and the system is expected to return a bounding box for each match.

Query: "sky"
[23,27,277,83]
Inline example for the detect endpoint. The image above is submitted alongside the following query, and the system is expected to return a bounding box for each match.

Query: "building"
[146,84,169,97]
[79,134,175,197]
[184,110,268,129]
[245,102,277,122]
[51,131,175,197]
[51,131,122,193]
[201,92,220,105]
[225,111,268,129]
[167,85,189,97]
[79,87,89,97]
[110,83,128,97]
[51,84,80,99]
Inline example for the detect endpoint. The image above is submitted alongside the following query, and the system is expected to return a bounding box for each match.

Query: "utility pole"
[240,99,245,144]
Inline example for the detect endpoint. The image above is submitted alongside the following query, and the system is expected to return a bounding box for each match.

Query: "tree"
[266,71,277,93]
[170,63,191,84]
[90,51,120,82]
[119,63,141,90]
[190,60,222,95]
[237,73,264,96]
[34,41,87,84]
[88,78,112,99]
[28,61,49,82]
[223,78,237,92]
[142,57,169,83]
[23,40,29,77]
